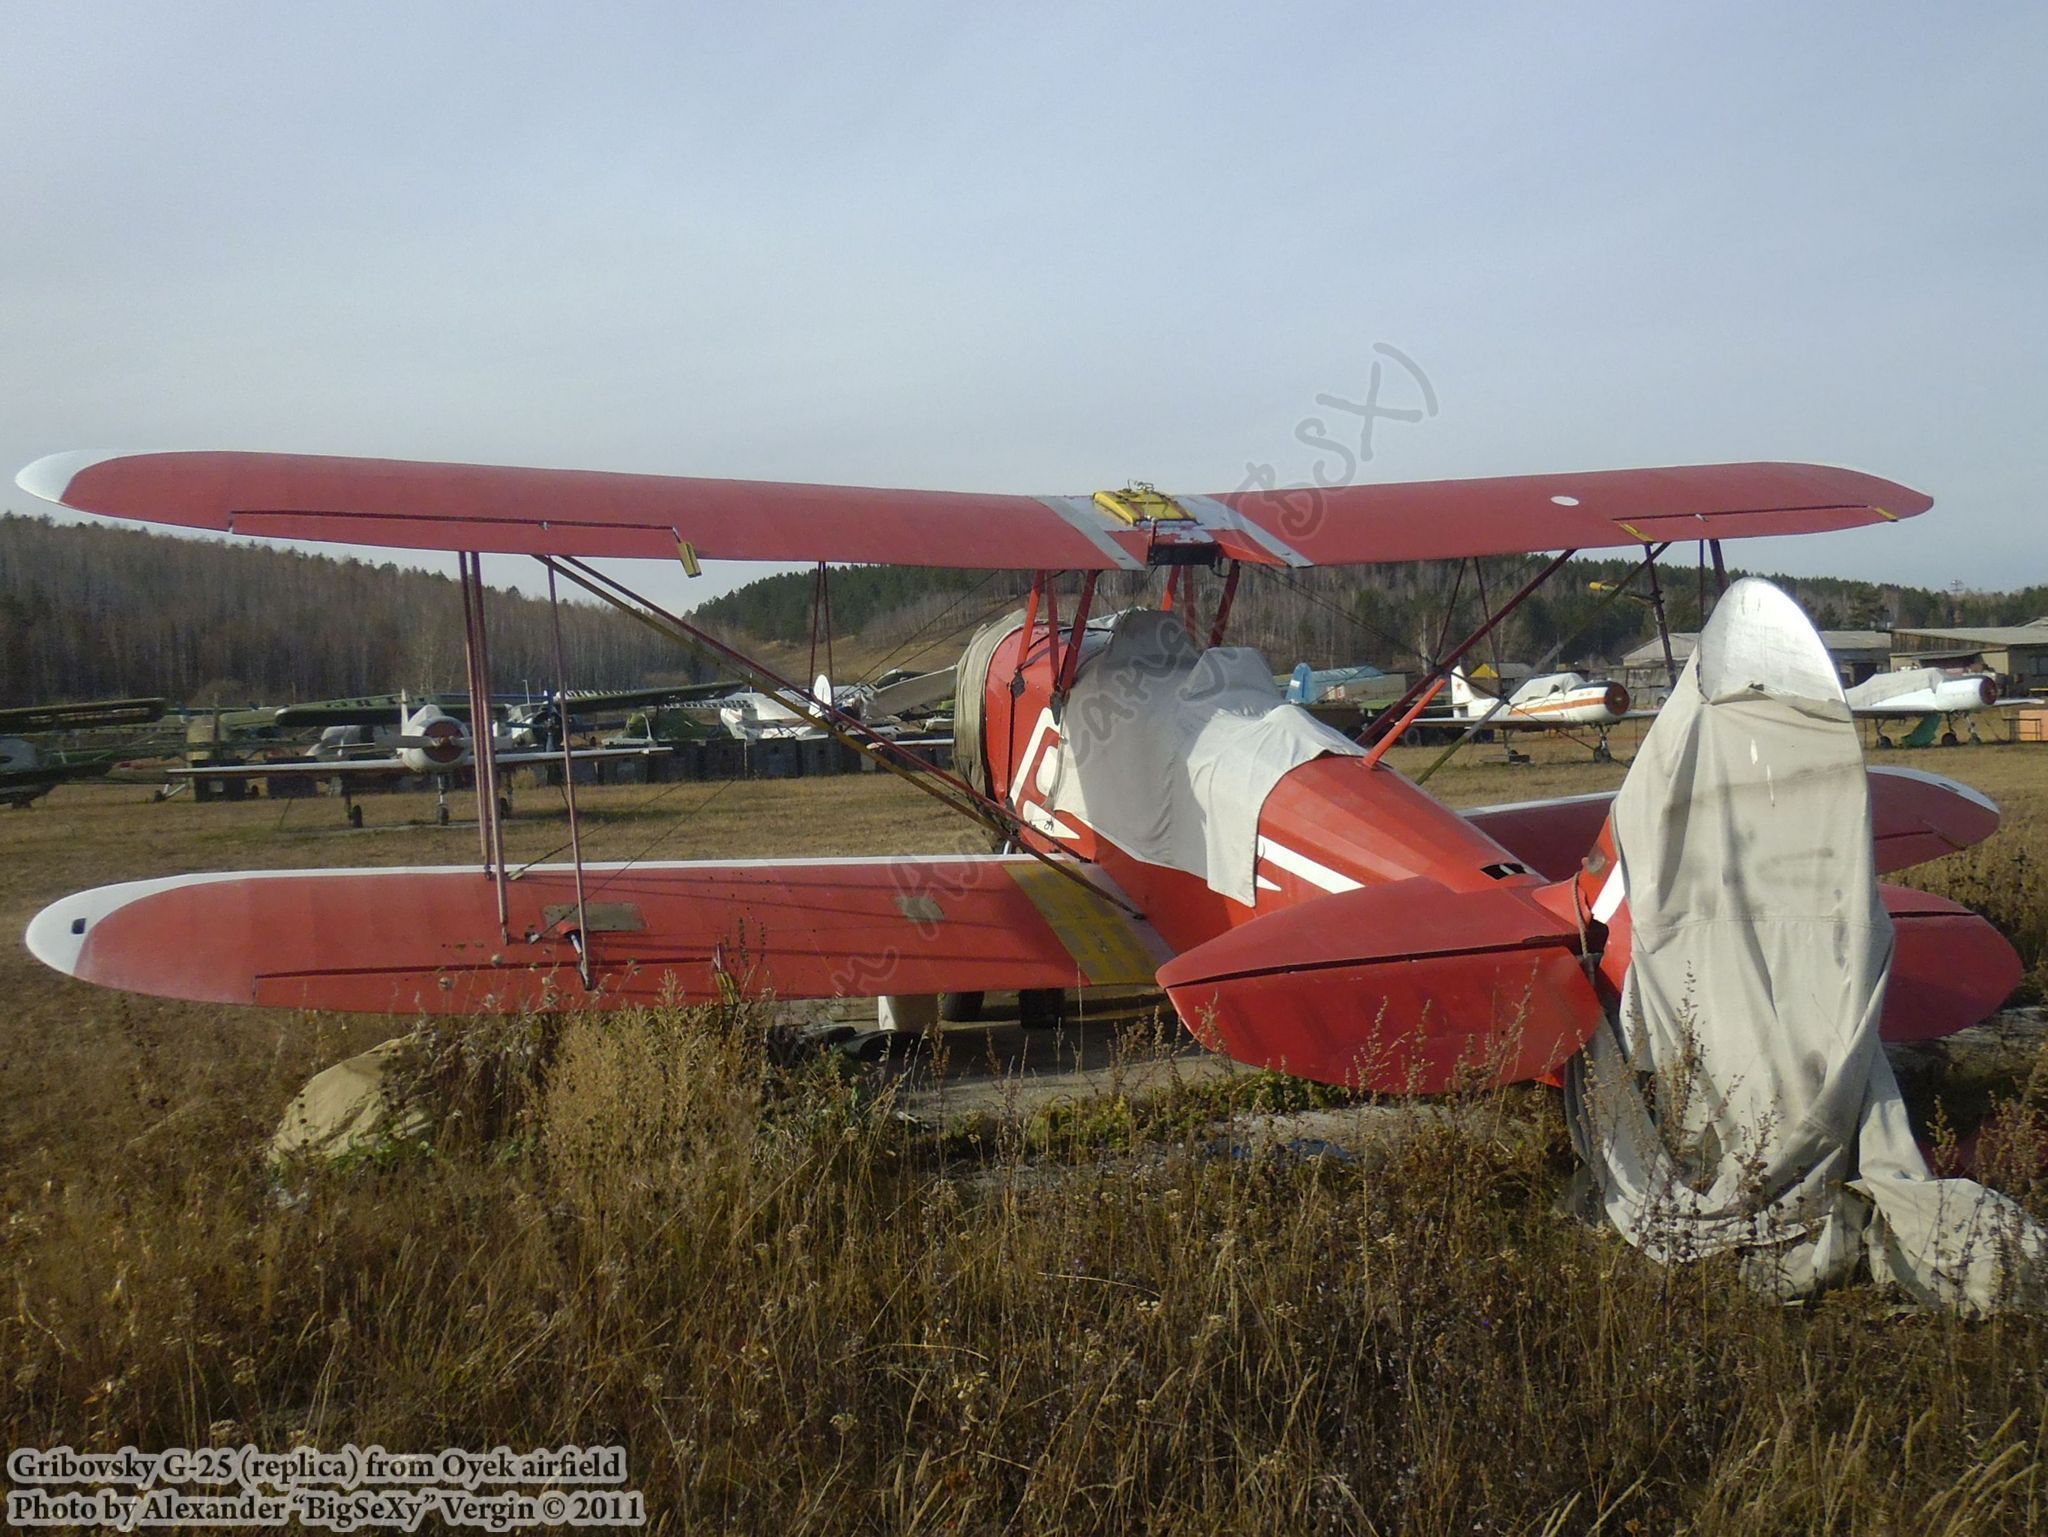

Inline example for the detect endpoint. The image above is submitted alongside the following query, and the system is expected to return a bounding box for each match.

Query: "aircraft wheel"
[939,991,985,1023]
[1942,731,1960,747]
[1018,988,1066,1030]
[498,796,512,822]
[437,803,450,826]
[348,805,364,829]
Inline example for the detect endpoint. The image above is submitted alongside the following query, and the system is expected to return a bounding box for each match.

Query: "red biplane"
[16,451,2019,1095]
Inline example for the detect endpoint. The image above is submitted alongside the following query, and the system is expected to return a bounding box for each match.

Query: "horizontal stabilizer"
[1465,765,2000,883]
[1882,884,2025,1042]
[1157,877,1600,1093]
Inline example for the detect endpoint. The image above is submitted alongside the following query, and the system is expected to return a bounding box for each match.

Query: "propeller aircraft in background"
[1848,666,2002,747]
[171,691,672,826]
[0,696,167,808]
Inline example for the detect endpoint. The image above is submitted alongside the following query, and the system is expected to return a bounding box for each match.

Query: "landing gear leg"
[939,991,985,1023]
[437,781,451,826]
[1018,988,1066,1030]
[1592,730,1614,765]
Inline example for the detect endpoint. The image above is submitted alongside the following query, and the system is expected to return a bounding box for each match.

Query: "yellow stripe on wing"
[1005,863,1159,986]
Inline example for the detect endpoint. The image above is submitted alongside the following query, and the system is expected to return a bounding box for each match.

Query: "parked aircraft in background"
[1449,667,1632,728]
[1848,667,2001,747]
[1284,662,1392,705]
[169,694,669,825]
[716,666,958,742]
[0,697,166,807]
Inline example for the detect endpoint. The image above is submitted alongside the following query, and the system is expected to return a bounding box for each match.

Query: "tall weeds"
[5,1000,2045,1534]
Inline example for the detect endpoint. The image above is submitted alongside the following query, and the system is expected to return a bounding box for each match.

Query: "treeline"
[0,514,713,708]
[698,557,2048,674]
[10,507,2041,711]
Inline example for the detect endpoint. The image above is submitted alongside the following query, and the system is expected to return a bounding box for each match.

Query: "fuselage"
[1451,670,1630,727]
[314,702,499,774]
[972,616,1545,959]
[1846,668,1999,718]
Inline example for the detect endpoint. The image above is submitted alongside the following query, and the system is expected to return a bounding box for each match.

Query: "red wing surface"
[26,857,1162,1014]
[20,452,1925,569]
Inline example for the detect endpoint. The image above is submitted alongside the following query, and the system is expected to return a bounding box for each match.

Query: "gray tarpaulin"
[1043,610,1363,904]
[1568,579,2044,1309]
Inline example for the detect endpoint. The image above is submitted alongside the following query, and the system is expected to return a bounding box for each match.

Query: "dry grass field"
[2,740,2046,1533]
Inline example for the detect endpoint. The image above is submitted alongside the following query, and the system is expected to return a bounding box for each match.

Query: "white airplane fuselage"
[1846,668,1999,718]
[313,701,513,774]
[1451,670,1631,728]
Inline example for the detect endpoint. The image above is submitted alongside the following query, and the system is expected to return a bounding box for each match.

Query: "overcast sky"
[1,1,2041,616]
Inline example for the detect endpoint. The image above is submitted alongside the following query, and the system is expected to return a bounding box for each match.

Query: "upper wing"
[545,683,742,712]
[274,697,476,727]
[0,697,167,733]
[18,451,1926,570]
[24,855,1165,1014]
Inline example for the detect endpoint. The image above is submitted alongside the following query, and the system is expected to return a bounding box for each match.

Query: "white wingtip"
[24,888,101,976]
[23,872,196,979]
[15,450,120,508]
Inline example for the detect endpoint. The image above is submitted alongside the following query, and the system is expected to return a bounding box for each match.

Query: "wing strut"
[541,557,1143,920]
[1412,542,1671,786]
[1644,549,1678,689]
[544,560,593,987]
[1361,549,1578,746]
[1206,560,1242,650]
[458,552,511,936]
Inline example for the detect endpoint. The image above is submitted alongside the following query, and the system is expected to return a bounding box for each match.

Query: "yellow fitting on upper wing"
[1094,483,1192,525]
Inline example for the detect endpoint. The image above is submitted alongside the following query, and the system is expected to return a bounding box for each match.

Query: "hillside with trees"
[697,556,2048,681]
[0,514,714,708]
[6,509,2041,709]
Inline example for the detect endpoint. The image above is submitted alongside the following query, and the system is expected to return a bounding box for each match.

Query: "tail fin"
[1447,667,1478,716]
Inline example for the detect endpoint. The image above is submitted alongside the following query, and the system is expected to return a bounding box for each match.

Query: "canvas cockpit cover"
[1041,610,1364,904]
[1568,580,2045,1310]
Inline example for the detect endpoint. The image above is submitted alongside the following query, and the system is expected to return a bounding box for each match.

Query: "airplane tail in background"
[1447,668,1480,717]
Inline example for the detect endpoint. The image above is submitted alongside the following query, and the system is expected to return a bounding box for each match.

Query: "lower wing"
[166,758,409,777]
[494,746,672,765]
[25,856,1164,1015]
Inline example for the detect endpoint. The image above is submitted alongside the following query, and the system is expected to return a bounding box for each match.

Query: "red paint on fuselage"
[974,618,1538,959]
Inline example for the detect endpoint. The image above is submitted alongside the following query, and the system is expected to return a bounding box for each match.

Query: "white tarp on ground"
[1567,579,2045,1310]
[1043,610,1364,905]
